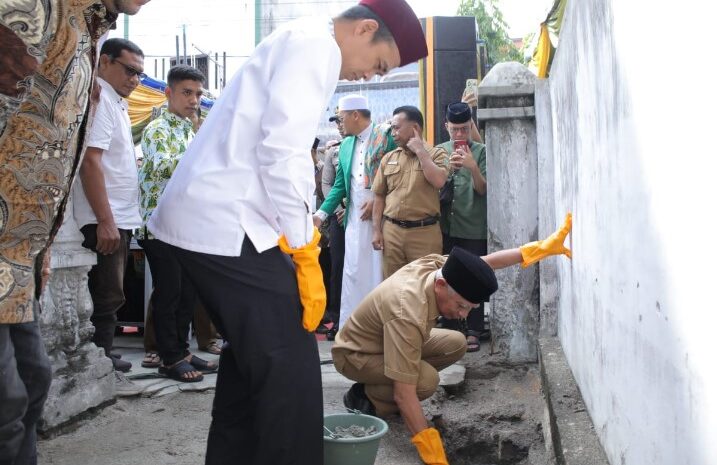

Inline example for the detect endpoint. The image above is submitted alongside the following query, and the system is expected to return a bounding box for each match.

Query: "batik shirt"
[137,109,195,240]
[0,1,116,324]
[363,122,396,189]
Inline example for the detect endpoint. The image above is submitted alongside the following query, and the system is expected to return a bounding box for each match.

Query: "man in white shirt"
[147,1,427,463]
[74,38,144,374]
[314,95,384,329]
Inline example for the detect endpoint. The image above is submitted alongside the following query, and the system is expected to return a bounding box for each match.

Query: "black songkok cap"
[445,102,472,124]
[442,247,498,303]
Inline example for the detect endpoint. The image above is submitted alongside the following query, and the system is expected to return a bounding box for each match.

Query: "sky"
[407,0,552,37]
[111,0,553,92]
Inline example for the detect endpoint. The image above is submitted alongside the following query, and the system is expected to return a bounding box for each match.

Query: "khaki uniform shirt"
[372,146,449,221]
[0,1,116,324]
[332,254,447,384]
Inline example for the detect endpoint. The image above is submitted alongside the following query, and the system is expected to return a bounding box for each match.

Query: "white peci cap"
[338,94,369,112]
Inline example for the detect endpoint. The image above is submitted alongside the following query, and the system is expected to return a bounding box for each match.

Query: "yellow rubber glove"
[520,212,573,268]
[278,227,327,332]
[411,427,449,465]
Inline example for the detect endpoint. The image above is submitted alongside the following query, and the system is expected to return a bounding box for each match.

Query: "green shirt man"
[437,101,489,351]
[437,139,487,240]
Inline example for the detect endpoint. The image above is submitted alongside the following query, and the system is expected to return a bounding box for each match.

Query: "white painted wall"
[548,1,717,464]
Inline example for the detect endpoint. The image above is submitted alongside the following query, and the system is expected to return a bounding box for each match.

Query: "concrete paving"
[108,334,221,398]
[38,334,464,464]
[111,335,463,401]
[539,337,609,465]
[39,332,559,465]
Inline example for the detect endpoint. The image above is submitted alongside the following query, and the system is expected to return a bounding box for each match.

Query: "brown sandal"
[466,331,481,353]
[187,354,218,373]
[159,360,204,383]
[199,340,222,355]
[141,352,161,368]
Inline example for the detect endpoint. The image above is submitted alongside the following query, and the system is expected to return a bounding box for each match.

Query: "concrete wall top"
[477,62,535,100]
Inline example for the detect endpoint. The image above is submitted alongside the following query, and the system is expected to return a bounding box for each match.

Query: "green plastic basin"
[323,412,389,465]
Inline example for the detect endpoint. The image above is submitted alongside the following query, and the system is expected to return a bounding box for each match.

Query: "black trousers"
[139,239,197,365]
[169,238,323,465]
[81,225,131,357]
[0,310,52,465]
[442,235,487,334]
[326,214,344,326]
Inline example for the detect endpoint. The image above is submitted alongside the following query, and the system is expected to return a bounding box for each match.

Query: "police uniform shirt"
[332,254,447,384]
[371,146,449,221]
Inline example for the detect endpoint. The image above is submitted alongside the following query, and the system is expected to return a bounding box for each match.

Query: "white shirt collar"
[356,123,372,143]
[96,77,123,104]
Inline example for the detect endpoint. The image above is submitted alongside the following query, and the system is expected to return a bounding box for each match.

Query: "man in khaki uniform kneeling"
[332,213,573,465]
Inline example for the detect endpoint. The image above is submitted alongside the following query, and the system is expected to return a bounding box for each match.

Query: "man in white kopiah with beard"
[314,95,385,328]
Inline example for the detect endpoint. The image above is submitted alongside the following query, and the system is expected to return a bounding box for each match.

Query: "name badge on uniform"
[387,161,398,165]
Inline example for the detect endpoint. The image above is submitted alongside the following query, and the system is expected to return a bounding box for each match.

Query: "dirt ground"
[38,344,554,465]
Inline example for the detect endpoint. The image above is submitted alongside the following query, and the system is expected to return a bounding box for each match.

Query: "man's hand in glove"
[411,427,449,465]
[278,227,327,331]
[520,212,572,268]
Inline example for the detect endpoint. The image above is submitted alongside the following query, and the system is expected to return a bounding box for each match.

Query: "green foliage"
[457,0,523,65]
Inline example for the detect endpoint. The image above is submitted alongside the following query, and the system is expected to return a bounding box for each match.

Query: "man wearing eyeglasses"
[436,102,489,353]
[74,38,144,378]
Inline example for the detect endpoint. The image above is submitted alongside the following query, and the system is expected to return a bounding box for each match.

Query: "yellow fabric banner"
[533,23,552,78]
[127,84,166,126]
[528,0,567,78]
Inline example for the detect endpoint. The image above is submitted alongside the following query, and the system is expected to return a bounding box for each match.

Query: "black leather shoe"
[315,323,331,335]
[112,356,132,373]
[326,327,337,341]
[343,383,376,416]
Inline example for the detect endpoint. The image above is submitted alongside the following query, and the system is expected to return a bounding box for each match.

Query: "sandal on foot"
[199,340,222,355]
[141,352,161,368]
[188,354,218,373]
[466,330,481,353]
[159,360,204,383]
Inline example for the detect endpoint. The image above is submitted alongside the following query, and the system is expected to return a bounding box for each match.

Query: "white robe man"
[314,95,385,328]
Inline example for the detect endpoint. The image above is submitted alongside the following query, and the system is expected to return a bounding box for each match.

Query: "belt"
[383,215,439,229]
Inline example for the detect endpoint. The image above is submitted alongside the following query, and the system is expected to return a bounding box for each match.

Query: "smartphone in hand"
[454,139,469,153]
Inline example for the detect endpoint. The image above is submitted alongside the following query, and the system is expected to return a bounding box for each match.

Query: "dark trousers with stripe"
[169,238,323,465]
[326,214,344,326]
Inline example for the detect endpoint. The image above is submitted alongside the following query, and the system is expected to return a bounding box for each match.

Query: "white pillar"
[38,192,114,431]
[477,62,539,363]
